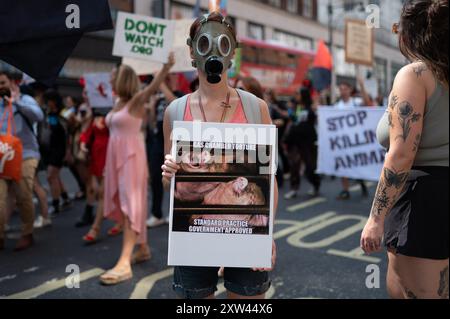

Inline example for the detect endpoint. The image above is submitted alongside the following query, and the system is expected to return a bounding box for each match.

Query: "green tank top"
[377,82,449,167]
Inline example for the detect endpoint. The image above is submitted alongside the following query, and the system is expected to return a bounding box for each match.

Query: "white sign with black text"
[317,107,386,181]
[113,12,175,63]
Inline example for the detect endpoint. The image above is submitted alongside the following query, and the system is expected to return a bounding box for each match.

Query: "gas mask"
[187,14,238,84]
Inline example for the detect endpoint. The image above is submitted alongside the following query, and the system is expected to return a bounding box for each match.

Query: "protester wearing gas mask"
[0,71,43,251]
[161,12,278,300]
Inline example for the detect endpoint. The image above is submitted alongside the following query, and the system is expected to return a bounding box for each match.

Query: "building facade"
[167,0,407,99]
[1,0,407,99]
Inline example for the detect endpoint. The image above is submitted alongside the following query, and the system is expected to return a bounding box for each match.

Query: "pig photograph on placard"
[172,141,271,235]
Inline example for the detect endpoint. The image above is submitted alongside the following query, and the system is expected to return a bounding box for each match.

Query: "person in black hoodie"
[41,90,71,214]
[283,87,321,199]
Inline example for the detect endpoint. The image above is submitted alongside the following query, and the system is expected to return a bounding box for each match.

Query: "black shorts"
[173,266,270,299]
[41,150,65,169]
[384,166,449,260]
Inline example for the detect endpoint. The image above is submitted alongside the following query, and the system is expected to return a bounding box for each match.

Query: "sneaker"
[49,205,61,216]
[146,216,167,228]
[34,215,52,228]
[307,188,320,197]
[284,190,298,200]
[336,190,351,200]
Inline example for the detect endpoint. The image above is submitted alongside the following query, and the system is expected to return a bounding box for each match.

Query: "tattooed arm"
[361,63,427,254]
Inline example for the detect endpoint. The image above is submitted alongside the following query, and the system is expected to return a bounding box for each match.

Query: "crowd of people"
[0,0,448,299]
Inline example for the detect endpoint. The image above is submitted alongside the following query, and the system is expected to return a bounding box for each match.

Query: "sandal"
[107,224,123,237]
[83,227,100,244]
[131,246,152,265]
[99,267,133,286]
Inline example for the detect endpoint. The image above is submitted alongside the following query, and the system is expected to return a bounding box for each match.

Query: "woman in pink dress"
[99,55,175,285]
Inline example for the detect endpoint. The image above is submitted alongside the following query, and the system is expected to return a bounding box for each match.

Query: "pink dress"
[103,105,148,243]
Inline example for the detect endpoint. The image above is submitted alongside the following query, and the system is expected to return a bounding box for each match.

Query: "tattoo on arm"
[371,180,390,218]
[413,64,427,78]
[412,134,421,152]
[438,266,449,299]
[388,112,394,128]
[387,95,399,129]
[370,167,409,219]
[389,95,399,110]
[395,101,422,142]
[384,167,409,189]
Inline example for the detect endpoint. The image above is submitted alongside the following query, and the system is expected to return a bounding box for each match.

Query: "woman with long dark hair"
[361,0,449,299]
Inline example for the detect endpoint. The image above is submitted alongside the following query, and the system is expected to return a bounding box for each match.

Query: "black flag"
[0,0,113,85]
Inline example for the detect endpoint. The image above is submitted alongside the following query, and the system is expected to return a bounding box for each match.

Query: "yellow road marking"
[274,213,336,240]
[6,268,104,299]
[286,197,327,212]
[129,268,174,299]
[327,247,381,263]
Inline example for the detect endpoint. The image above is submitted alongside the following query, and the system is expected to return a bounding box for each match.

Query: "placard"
[345,19,374,67]
[113,12,175,63]
[317,107,386,181]
[168,121,277,268]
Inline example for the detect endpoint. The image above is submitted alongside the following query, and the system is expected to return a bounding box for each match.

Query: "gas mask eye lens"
[218,34,232,57]
[196,34,212,56]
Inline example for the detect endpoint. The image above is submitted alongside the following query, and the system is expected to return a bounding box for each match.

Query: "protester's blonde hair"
[115,64,140,101]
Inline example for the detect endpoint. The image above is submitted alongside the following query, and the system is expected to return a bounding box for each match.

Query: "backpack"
[37,116,52,151]
[166,89,262,127]
[37,113,68,152]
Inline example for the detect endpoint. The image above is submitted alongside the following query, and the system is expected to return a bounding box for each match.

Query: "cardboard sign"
[168,121,277,268]
[113,12,175,63]
[84,73,113,108]
[122,19,195,75]
[317,107,386,181]
[345,19,374,67]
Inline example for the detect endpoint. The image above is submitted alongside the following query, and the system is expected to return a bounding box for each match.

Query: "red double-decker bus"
[234,37,315,96]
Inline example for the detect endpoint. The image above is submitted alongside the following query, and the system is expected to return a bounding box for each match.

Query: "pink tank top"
[183,94,248,123]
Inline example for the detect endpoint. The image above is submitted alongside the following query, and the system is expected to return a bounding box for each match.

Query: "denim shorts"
[173,266,271,299]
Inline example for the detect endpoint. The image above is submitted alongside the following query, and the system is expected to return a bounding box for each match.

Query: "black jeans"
[287,143,321,192]
[146,135,165,219]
